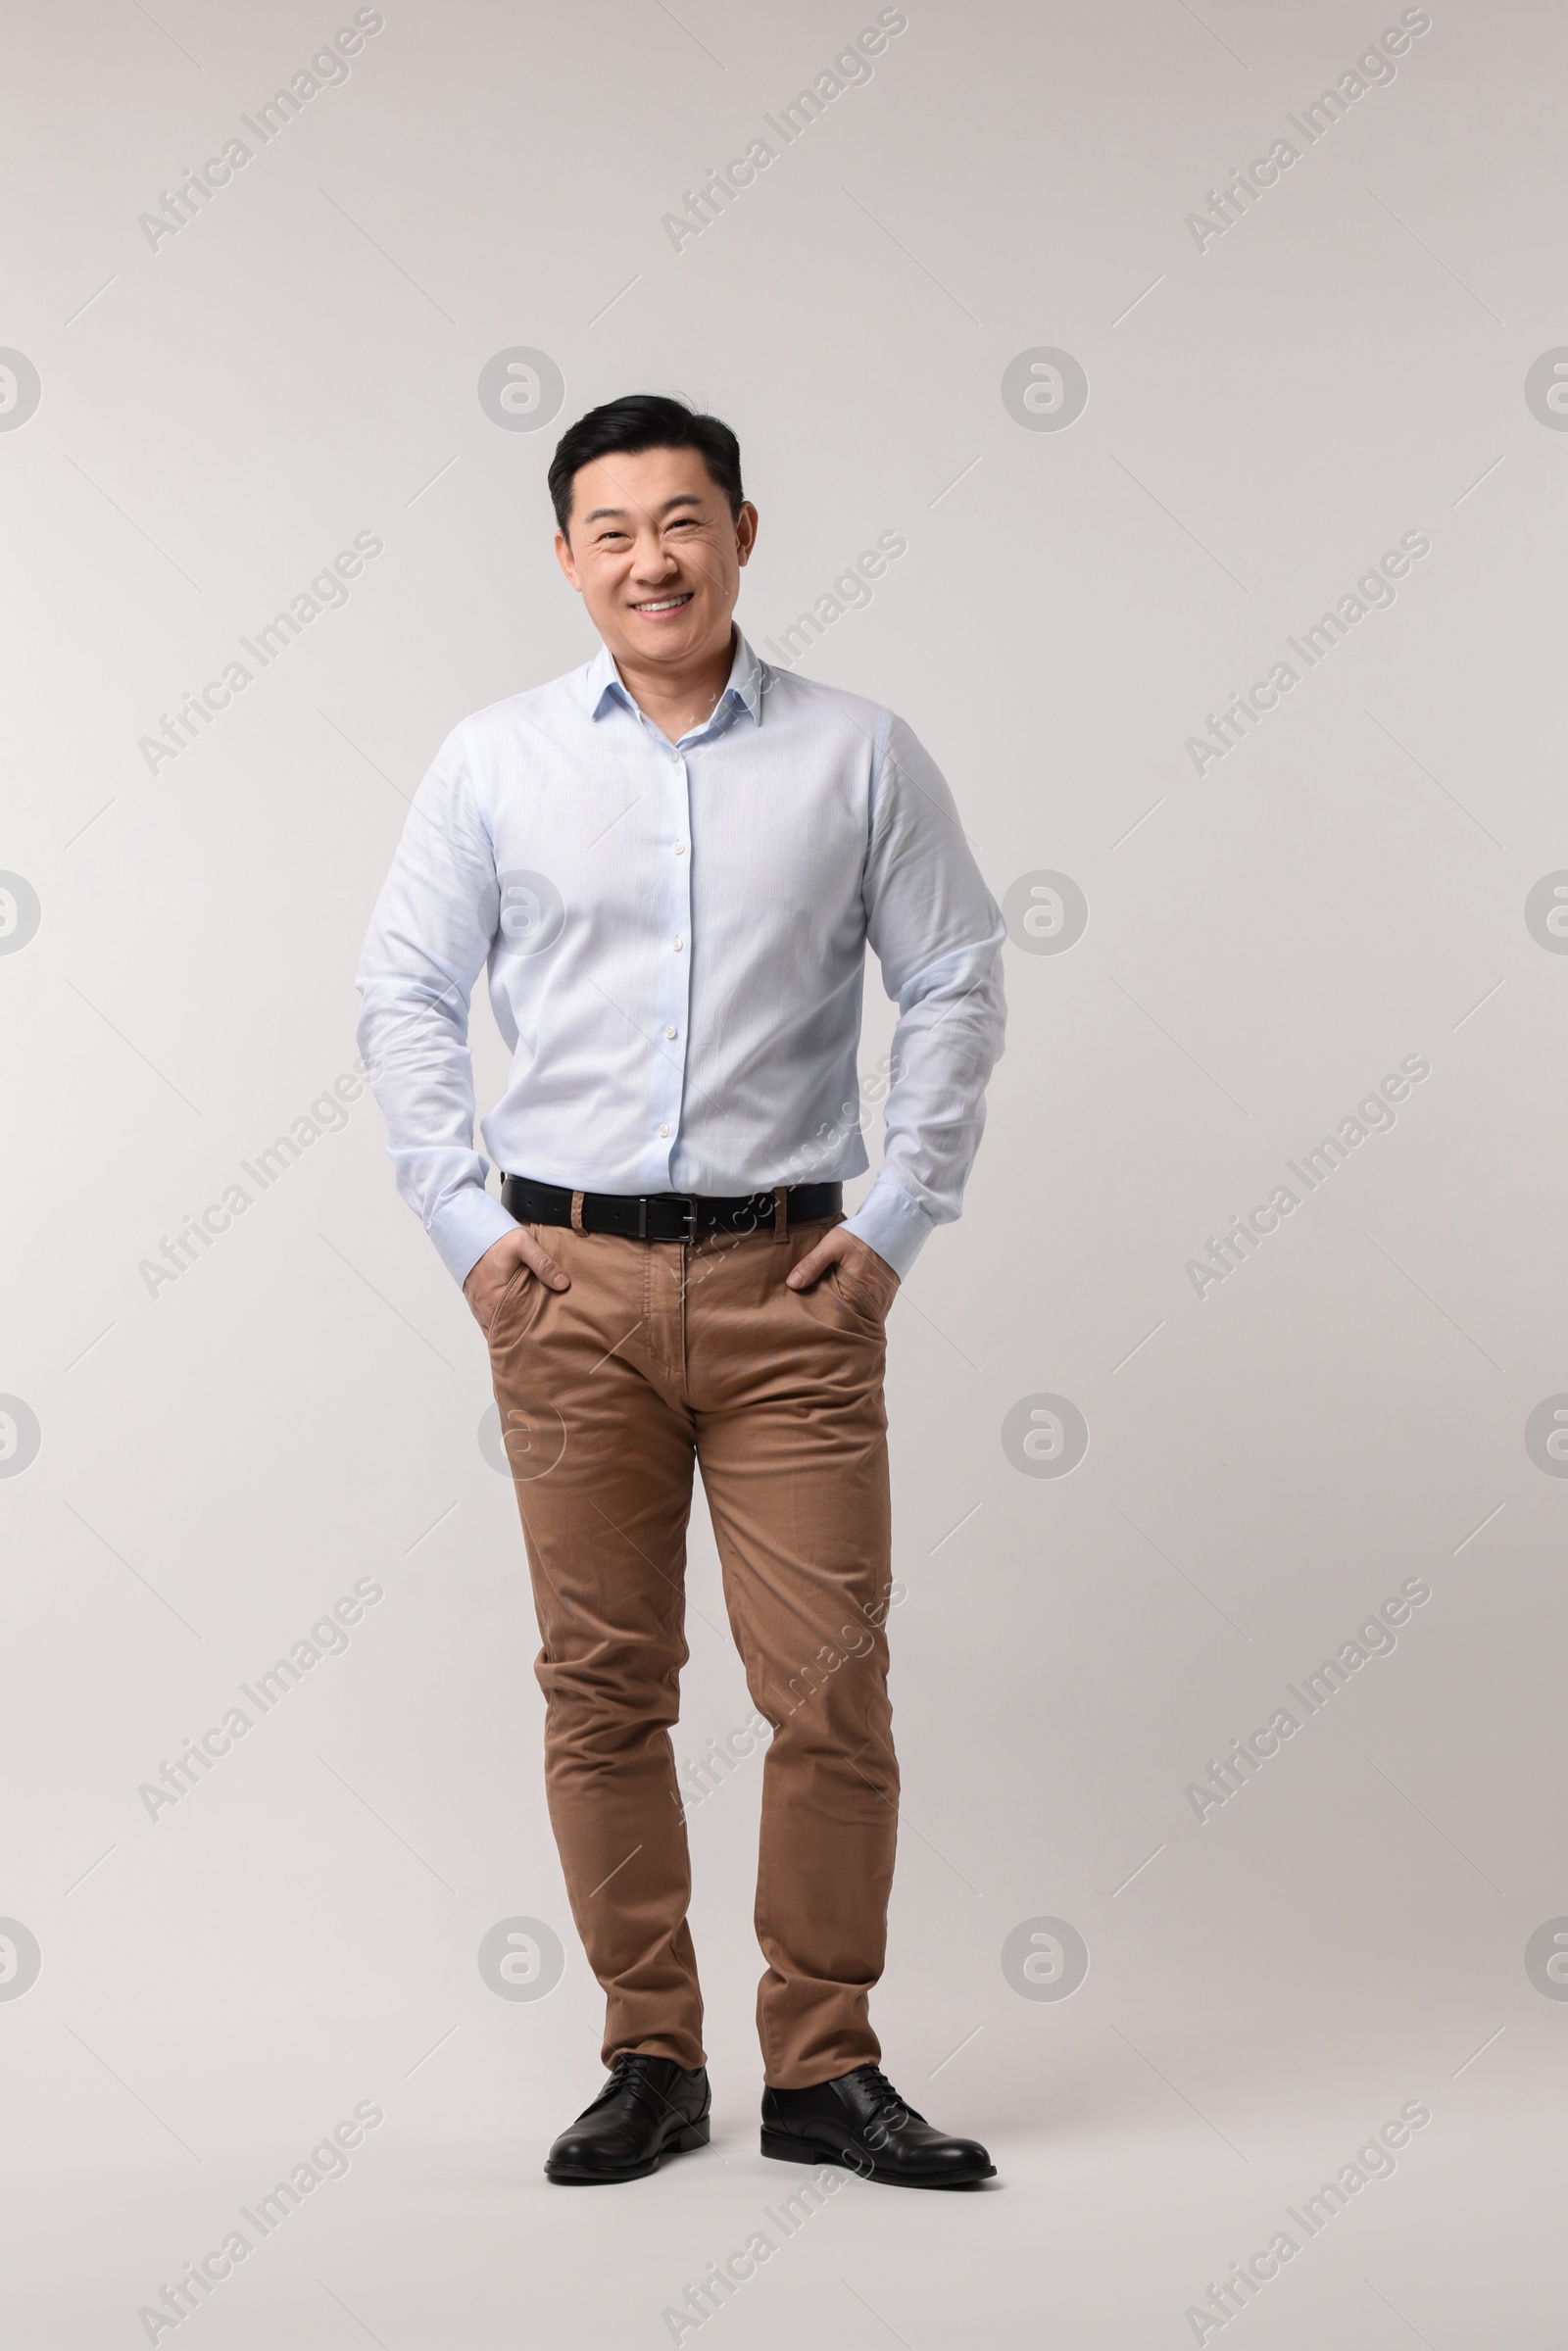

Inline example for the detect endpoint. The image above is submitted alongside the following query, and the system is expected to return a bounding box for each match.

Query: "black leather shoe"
[761,2063,996,2188]
[545,2053,711,2184]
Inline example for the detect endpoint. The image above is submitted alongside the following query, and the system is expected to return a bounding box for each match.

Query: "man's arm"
[788,710,1006,1304]
[354,725,568,1328]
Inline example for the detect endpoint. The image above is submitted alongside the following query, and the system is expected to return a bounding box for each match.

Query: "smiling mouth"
[630,592,694,614]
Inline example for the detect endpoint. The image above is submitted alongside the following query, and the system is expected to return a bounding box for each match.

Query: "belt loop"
[772,1186,789,1245]
[570,1190,585,1234]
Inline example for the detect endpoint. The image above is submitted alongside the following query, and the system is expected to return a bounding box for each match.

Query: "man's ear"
[554,527,581,590]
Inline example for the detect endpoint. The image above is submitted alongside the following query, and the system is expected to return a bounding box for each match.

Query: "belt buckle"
[636,1195,700,1244]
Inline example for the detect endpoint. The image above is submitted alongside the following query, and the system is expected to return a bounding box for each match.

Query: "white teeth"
[635,595,691,612]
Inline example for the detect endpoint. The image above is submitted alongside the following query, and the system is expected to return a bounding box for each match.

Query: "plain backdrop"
[2,1,1564,2343]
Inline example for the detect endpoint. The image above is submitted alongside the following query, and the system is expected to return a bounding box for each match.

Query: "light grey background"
[3,1,1564,2343]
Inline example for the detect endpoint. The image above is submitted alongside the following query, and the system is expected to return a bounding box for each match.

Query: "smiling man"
[356,393,1005,2188]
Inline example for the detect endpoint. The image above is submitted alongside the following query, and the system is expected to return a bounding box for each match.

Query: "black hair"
[548,393,744,537]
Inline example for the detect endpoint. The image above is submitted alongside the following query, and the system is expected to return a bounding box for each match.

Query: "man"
[356,393,1005,2188]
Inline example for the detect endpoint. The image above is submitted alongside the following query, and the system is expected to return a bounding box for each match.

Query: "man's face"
[555,444,757,673]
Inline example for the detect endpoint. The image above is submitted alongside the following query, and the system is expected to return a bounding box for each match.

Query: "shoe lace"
[583,2052,634,2110]
[594,2052,673,2118]
[854,2064,916,2132]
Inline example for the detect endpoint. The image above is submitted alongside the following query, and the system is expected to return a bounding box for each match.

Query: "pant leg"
[486,1223,706,2070]
[682,1217,900,2089]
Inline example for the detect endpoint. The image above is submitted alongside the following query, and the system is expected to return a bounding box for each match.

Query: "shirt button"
[674,841,686,856]
[659,1122,670,1138]
[664,1025,677,1040]
[672,936,683,951]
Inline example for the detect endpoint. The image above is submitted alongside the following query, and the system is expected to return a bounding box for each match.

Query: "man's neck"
[612,627,736,747]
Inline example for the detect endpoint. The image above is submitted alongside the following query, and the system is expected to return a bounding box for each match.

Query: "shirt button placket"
[662,747,694,1178]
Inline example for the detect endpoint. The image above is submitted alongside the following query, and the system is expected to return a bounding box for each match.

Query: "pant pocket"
[828,1262,887,1330]
[487,1260,537,1347]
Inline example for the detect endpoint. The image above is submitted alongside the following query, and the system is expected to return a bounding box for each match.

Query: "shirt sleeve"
[840,712,1007,1279]
[354,723,519,1286]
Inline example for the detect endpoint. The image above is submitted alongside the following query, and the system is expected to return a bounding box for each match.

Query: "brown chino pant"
[485,1209,899,2089]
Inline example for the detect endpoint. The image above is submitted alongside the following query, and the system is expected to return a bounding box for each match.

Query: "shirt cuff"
[842,1177,938,1280]
[429,1185,519,1288]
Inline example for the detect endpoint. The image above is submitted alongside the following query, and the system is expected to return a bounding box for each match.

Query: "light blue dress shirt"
[355,628,1005,1286]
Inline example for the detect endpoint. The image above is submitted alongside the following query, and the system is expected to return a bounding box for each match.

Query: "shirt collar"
[587,625,766,732]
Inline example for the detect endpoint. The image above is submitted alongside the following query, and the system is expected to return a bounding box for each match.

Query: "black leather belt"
[500,1174,842,1245]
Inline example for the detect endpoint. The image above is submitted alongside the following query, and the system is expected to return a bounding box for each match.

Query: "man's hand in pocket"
[463,1226,570,1335]
[785,1226,900,1318]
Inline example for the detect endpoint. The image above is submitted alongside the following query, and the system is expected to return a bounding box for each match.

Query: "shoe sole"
[546,2114,710,2185]
[760,2127,996,2188]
